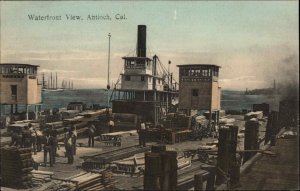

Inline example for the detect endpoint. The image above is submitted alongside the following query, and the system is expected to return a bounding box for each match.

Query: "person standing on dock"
[43,130,54,167]
[22,125,32,148]
[108,117,115,133]
[87,123,96,147]
[36,129,43,152]
[139,120,146,147]
[63,127,69,156]
[29,123,37,155]
[71,125,77,155]
[66,129,75,164]
[10,129,22,147]
[50,127,58,163]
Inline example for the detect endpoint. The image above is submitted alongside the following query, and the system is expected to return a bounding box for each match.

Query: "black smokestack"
[137,25,146,57]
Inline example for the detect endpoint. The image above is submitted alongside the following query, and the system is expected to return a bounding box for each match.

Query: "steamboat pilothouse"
[111,25,179,125]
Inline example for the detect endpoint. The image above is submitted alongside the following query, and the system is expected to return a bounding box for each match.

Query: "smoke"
[274,53,299,100]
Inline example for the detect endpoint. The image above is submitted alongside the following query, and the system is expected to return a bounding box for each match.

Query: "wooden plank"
[67,172,89,180]
[31,170,54,176]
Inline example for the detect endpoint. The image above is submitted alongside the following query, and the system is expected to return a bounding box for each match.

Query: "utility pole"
[167,60,171,114]
[107,33,111,121]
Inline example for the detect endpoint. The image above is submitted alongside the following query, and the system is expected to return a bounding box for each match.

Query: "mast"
[50,72,53,89]
[56,73,58,89]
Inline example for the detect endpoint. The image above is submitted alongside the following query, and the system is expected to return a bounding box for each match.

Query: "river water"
[1,89,279,114]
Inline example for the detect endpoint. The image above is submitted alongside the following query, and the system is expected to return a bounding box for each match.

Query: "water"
[1,89,279,114]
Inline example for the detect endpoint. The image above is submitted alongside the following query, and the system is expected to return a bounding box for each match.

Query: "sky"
[1,1,299,90]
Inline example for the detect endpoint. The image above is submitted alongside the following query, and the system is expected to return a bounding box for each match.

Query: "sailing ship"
[61,79,75,90]
[42,72,64,92]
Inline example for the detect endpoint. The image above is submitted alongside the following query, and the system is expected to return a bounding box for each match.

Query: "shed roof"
[177,64,220,68]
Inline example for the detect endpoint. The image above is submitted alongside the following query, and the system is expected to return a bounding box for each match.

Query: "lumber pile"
[47,170,115,191]
[1,146,34,188]
[31,170,54,184]
[244,111,263,121]
[82,146,150,170]
[164,113,191,129]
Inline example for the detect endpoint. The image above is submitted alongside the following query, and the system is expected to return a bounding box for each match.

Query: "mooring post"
[194,174,204,191]
[271,110,279,134]
[144,152,161,190]
[229,126,238,167]
[161,151,177,190]
[229,163,240,188]
[216,127,231,185]
[151,144,166,153]
[145,146,177,191]
[244,118,259,163]
[206,167,216,191]
[265,112,273,145]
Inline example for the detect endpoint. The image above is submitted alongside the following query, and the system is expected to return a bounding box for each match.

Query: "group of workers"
[10,116,151,167]
[10,123,42,154]
[10,123,78,167]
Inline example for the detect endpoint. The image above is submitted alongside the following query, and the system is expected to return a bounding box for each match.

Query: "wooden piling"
[229,163,240,188]
[229,126,238,168]
[244,118,259,163]
[264,112,273,145]
[144,152,162,190]
[151,145,166,153]
[144,146,177,191]
[216,126,238,185]
[271,111,279,135]
[206,167,216,191]
[161,151,177,190]
[194,174,204,191]
[216,127,231,185]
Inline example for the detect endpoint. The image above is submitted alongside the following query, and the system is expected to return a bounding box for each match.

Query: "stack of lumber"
[79,109,107,119]
[165,113,191,129]
[67,171,114,191]
[31,170,54,184]
[1,146,33,188]
[82,146,150,170]
[244,111,263,121]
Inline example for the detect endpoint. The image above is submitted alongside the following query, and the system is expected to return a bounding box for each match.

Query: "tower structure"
[177,64,221,129]
[0,63,42,120]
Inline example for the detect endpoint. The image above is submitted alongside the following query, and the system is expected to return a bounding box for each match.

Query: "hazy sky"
[1,1,299,90]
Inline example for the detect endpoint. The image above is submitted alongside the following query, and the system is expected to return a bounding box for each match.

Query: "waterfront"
[1,89,279,115]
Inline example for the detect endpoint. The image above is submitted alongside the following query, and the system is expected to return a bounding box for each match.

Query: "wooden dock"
[234,137,299,190]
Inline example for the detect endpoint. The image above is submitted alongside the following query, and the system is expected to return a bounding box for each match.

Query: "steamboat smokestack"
[137,25,147,57]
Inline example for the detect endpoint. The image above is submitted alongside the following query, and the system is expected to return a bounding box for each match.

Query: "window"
[192,89,198,96]
[11,85,17,101]
[125,75,131,81]
[141,76,145,81]
[148,77,152,83]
